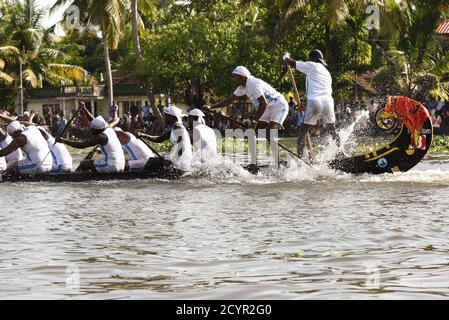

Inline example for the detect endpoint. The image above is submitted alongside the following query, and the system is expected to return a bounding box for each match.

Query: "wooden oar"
[206,109,311,167]
[32,105,82,176]
[287,64,316,162]
[137,136,164,160]
[74,147,97,172]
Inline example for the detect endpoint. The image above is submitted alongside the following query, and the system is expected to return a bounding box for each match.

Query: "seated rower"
[0,144,6,172]
[137,106,192,170]
[37,127,73,173]
[2,113,73,173]
[0,121,53,175]
[113,127,155,172]
[0,127,24,164]
[56,116,125,173]
[187,109,218,163]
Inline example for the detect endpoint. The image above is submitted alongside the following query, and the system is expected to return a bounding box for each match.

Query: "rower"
[0,139,5,172]
[37,127,73,173]
[187,109,218,163]
[0,121,53,175]
[206,66,289,164]
[0,127,24,163]
[113,127,155,172]
[56,116,125,173]
[137,106,192,169]
[2,112,73,173]
[283,50,340,158]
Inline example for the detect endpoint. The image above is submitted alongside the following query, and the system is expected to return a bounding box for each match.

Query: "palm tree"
[377,0,449,98]
[264,0,384,63]
[1,0,87,89]
[0,45,19,85]
[52,0,127,107]
[130,0,165,128]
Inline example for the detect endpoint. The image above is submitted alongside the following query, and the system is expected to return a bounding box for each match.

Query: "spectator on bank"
[441,109,449,135]
[109,102,119,121]
[437,98,445,112]
[431,109,442,135]
[57,112,68,137]
[143,101,151,122]
[33,111,45,125]
[120,113,130,132]
[288,97,297,112]
[130,104,140,121]
[80,109,90,129]
[45,109,53,127]
[293,110,304,129]
[22,111,30,121]
[157,100,164,113]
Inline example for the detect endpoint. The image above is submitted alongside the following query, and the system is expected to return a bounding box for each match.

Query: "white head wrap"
[232,66,252,78]
[90,116,109,130]
[188,109,206,125]
[164,106,184,123]
[6,121,24,135]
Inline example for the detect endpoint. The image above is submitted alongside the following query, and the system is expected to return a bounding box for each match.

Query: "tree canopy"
[1,0,449,110]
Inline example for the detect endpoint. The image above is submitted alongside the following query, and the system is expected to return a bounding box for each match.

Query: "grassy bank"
[429,136,449,154]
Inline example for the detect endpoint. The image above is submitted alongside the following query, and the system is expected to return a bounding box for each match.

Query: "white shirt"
[432,115,442,128]
[192,124,218,162]
[99,128,126,165]
[0,147,6,171]
[122,132,154,161]
[20,126,53,166]
[0,135,23,163]
[169,122,192,169]
[234,77,283,109]
[46,135,73,170]
[295,61,333,99]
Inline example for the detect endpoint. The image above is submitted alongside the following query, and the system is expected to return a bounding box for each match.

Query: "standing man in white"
[207,66,289,165]
[283,50,340,158]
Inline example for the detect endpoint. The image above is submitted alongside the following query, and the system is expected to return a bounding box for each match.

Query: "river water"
[1,149,449,300]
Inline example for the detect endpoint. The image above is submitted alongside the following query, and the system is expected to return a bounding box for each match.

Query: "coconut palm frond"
[0,45,20,57]
[44,71,76,86]
[284,0,307,20]
[40,48,70,61]
[326,0,349,28]
[48,63,89,81]
[22,68,38,87]
[0,70,14,84]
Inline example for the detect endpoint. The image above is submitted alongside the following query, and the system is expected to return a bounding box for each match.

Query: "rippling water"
[1,152,449,299]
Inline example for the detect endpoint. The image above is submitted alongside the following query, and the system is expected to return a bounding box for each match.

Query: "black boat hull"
[329,118,433,174]
[0,166,185,183]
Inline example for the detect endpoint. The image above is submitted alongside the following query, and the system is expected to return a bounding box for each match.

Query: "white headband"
[164,106,184,123]
[90,116,108,130]
[232,66,251,78]
[188,109,206,124]
[6,121,24,135]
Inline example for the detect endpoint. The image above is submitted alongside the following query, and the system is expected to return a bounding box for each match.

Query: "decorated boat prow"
[329,96,433,174]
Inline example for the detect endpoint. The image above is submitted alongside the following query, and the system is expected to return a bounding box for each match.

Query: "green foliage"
[430,135,449,154]
[3,0,449,110]
[0,0,89,90]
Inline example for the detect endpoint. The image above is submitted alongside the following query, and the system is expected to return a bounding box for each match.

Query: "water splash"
[316,110,371,163]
